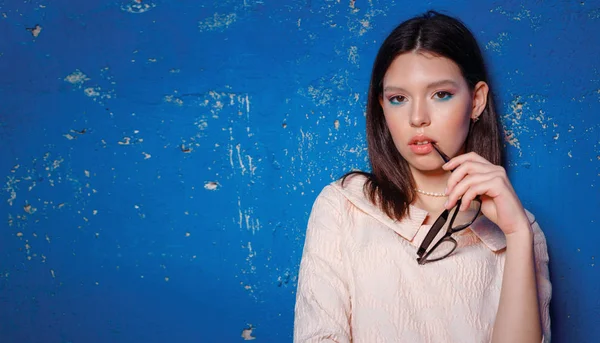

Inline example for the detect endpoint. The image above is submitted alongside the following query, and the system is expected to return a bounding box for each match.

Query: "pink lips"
[408,136,436,155]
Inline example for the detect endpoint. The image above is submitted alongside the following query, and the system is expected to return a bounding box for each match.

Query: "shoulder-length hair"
[342,10,504,221]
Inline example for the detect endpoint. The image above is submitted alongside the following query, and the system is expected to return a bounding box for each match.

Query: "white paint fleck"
[204,181,219,190]
[142,152,151,159]
[485,32,509,53]
[198,13,237,32]
[305,85,333,106]
[121,1,156,14]
[27,24,42,38]
[64,70,89,86]
[334,119,340,130]
[164,94,183,106]
[118,137,131,145]
[84,87,100,97]
[84,170,90,178]
[236,144,247,175]
[491,5,542,30]
[63,133,75,140]
[241,326,256,340]
[348,46,358,64]
[24,204,36,214]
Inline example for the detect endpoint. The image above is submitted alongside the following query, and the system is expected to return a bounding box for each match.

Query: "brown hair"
[342,10,504,221]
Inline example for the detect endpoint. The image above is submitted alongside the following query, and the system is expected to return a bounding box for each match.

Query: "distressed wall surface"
[1,0,599,342]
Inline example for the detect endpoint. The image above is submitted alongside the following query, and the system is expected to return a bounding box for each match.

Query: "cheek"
[383,110,409,144]
[439,102,472,151]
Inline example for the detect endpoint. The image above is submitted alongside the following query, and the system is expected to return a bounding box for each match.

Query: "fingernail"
[444,187,448,195]
[443,200,448,208]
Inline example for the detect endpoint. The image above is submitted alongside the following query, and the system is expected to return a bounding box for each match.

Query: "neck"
[410,166,451,220]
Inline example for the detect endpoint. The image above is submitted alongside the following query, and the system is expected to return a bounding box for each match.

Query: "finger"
[442,151,491,171]
[446,161,502,195]
[459,176,506,211]
[445,171,500,209]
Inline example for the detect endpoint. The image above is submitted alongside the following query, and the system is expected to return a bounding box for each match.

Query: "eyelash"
[387,91,455,105]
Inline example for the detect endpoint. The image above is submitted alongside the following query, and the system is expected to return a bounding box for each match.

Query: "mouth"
[408,136,436,155]
[413,140,433,146]
[408,136,436,146]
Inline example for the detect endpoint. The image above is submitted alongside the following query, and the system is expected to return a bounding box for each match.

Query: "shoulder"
[310,173,371,214]
[523,209,548,248]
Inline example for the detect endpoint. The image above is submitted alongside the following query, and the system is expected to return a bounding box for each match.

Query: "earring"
[472,116,480,123]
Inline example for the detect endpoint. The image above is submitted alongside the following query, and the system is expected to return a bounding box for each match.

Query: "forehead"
[383,51,465,87]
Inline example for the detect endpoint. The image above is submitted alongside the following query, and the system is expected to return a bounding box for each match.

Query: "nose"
[409,99,431,128]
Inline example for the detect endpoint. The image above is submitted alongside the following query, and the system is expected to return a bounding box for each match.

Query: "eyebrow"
[383,79,460,93]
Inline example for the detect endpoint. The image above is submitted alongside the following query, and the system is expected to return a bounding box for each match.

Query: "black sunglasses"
[416,145,482,265]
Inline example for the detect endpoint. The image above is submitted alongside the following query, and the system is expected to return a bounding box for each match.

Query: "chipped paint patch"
[121,1,156,14]
[64,70,90,86]
[485,32,509,53]
[118,137,131,145]
[347,3,384,36]
[84,87,113,102]
[304,86,333,106]
[164,93,184,106]
[502,97,525,155]
[204,181,219,190]
[198,13,237,32]
[24,204,36,214]
[5,176,18,206]
[241,326,256,340]
[348,46,359,65]
[26,24,42,38]
[491,5,542,30]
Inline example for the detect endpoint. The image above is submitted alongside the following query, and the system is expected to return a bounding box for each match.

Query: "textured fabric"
[294,175,552,343]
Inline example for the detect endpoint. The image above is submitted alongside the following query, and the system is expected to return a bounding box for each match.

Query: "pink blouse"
[294,175,552,342]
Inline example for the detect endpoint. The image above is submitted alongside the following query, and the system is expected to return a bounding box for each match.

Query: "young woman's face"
[379,51,484,172]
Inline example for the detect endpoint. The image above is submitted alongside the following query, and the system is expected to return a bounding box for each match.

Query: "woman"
[293,10,551,343]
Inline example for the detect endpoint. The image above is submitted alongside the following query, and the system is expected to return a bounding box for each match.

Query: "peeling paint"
[64,70,90,86]
[491,5,542,30]
[485,32,509,53]
[204,181,219,190]
[26,24,42,38]
[121,1,156,14]
[348,46,358,64]
[241,326,256,340]
[198,13,237,32]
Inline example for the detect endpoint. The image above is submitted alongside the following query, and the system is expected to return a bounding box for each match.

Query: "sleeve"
[293,185,352,343]
[528,212,552,343]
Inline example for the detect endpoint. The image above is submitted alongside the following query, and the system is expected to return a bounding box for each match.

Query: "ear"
[471,81,489,120]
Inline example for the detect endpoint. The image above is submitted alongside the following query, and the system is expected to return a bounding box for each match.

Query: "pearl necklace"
[415,189,447,197]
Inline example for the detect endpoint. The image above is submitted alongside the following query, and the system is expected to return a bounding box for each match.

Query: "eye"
[433,91,454,101]
[388,95,407,105]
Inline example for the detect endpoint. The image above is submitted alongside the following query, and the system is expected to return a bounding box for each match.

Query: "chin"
[405,159,442,173]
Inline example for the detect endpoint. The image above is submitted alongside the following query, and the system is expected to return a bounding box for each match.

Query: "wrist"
[505,223,534,247]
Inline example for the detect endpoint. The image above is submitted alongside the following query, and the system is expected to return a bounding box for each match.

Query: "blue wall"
[1,0,599,342]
